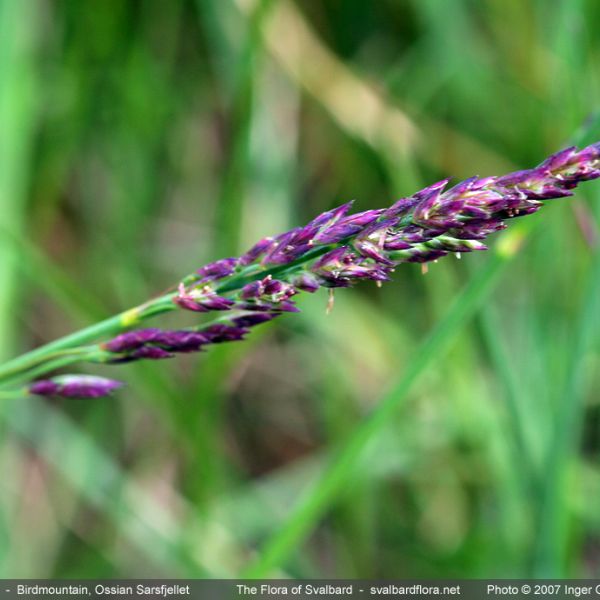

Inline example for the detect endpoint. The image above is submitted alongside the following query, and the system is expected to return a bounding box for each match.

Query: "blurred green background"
[1,0,600,579]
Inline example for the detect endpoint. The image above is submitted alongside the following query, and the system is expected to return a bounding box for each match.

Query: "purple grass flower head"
[231,146,599,282]
[23,144,600,401]
[96,143,600,369]
[170,143,600,326]
[30,375,122,398]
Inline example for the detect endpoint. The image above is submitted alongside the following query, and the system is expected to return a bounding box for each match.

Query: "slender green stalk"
[533,245,600,577]
[478,305,541,498]
[0,348,106,389]
[0,389,27,401]
[0,295,174,385]
[0,0,38,362]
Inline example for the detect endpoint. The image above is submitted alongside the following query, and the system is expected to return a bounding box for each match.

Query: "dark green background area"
[1,0,600,579]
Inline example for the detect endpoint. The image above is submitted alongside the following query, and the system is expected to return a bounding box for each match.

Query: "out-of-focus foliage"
[1,0,600,578]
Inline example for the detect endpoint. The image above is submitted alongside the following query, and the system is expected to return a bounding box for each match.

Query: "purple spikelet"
[30,375,122,398]
[174,283,236,312]
[197,258,239,282]
[103,322,257,363]
[104,328,162,352]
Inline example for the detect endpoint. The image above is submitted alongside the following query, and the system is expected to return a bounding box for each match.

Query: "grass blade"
[0,0,38,361]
